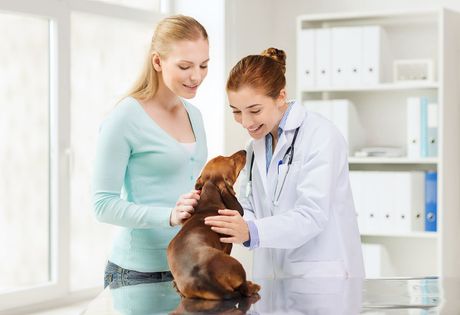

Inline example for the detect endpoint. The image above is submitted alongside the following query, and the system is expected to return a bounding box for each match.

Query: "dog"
[167,150,260,300]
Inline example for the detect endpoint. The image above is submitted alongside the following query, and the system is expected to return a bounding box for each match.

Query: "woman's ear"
[151,52,162,72]
[277,88,287,105]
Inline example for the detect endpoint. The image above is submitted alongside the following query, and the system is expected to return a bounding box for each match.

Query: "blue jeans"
[104,261,173,289]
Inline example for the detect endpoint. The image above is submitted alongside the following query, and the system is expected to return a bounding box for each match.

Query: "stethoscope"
[246,126,300,206]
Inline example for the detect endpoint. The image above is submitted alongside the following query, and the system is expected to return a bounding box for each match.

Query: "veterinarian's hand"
[170,190,201,226]
[204,209,249,244]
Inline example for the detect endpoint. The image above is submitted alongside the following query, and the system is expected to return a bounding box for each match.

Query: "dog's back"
[167,181,259,299]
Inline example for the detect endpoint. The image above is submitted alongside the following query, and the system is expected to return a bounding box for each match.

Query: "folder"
[297,29,316,89]
[380,172,393,233]
[350,171,424,234]
[361,26,389,85]
[346,27,363,86]
[362,243,394,277]
[372,172,387,234]
[420,97,429,157]
[314,28,332,88]
[349,171,367,233]
[391,171,425,233]
[304,99,365,155]
[331,27,362,87]
[425,171,437,232]
[303,100,333,121]
[427,102,438,157]
[406,97,421,158]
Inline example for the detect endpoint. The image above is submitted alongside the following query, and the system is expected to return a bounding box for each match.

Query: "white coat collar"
[283,100,307,131]
[252,100,307,196]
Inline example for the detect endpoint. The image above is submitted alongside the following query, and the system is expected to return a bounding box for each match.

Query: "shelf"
[297,8,460,278]
[297,8,439,24]
[301,82,439,93]
[361,232,438,239]
[348,157,438,165]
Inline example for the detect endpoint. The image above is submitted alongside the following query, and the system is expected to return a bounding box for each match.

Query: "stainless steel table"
[83,277,460,314]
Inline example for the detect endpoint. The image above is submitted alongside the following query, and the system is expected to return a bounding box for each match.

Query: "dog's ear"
[195,176,204,190]
[219,179,244,216]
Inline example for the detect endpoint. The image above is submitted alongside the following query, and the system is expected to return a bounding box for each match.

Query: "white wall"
[224,0,460,153]
[173,0,226,158]
[223,0,279,155]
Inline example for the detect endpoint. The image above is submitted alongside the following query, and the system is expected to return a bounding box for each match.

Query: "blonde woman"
[92,15,209,288]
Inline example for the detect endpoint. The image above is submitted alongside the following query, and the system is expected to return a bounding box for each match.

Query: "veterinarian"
[92,15,209,288]
[204,47,365,279]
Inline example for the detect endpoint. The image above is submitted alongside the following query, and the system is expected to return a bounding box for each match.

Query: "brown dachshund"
[167,150,260,300]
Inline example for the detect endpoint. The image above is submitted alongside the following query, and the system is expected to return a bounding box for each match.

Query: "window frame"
[0,0,167,311]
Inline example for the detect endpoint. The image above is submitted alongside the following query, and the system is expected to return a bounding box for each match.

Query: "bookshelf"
[296,8,460,278]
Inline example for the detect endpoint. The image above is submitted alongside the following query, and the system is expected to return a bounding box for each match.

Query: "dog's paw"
[246,281,261,295]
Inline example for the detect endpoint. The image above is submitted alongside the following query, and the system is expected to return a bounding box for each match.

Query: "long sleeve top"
[92,96,207,272]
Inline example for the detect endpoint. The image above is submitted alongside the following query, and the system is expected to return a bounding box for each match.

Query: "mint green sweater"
[92,97,207,272]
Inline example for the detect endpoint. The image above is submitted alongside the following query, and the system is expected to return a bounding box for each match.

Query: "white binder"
[332,27,362,87]
[361,26,389,85]
[373,172,388,233]
[331,27,350,87]
[362,243,394,278]
[406,97,421,158]
[377,172,392,233]
[304,99,365,155]
[331,99,365,155]
[303,100,332,120]
[427,102,438,157]
[350,171,424,234]
[314,28,332,88]
[349,171,367,233]
[347,27,363,86]
[392,171,425,233]
[297,29,316,89]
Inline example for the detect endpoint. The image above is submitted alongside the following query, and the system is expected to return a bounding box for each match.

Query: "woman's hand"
[204,209,249,244]
[170,190,200,226]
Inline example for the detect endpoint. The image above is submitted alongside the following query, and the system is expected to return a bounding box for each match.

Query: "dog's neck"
[195,181,227,213]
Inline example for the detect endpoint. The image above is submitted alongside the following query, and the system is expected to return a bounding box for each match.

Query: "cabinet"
[296,8,460,278]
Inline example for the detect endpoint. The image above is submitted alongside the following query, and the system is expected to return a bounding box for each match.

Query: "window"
[89,0,161,11]
[69,11,153,290]
[0,0,165,311]
[0,11,50,293]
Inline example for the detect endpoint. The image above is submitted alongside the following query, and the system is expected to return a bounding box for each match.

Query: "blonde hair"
[226,47,286,99]
[128,15,208,101]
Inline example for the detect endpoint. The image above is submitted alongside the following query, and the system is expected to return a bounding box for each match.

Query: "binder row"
[406,97,438,158]
[297,25,390,89]
[350,171,437,234]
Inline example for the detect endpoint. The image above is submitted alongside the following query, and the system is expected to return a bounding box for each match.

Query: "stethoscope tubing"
[247,127,301,204]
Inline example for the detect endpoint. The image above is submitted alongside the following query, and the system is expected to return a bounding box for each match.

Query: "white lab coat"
[239,100,364,279]
[249,277,363,314]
